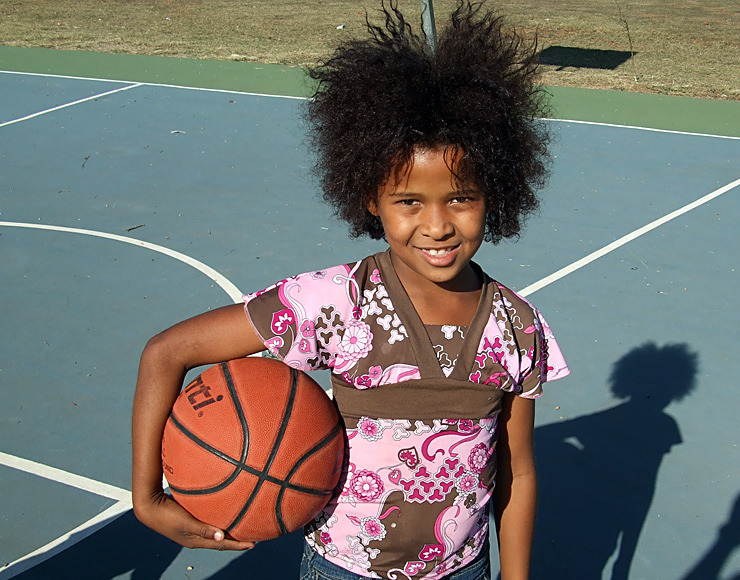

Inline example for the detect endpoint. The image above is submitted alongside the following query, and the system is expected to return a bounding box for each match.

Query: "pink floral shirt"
[244,252,568,579]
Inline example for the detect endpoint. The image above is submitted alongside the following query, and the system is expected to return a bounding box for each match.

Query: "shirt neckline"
[374,249,494,381]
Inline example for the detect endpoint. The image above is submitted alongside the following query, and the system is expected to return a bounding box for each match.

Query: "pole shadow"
[680,492,740,580]
[531,342,698,580]
[538,46,635,70]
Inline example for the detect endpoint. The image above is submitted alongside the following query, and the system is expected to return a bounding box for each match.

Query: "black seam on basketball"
[167,412,260,495]
[166,362,250,496]
[222,361,250,467]
[168,409,329,497]
[226,366,299,535]
[275,420,342,533]
[283,421,342,492]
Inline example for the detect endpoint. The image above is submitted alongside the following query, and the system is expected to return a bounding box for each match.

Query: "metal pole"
[420,0,437,52]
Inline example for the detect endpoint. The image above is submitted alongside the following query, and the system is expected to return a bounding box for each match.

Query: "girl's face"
[367,147,486,293]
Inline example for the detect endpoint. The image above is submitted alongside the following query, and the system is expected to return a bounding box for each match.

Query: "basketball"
[161,357,345,541]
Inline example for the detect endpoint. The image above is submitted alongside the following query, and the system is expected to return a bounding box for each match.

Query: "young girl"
[132,2,569,579]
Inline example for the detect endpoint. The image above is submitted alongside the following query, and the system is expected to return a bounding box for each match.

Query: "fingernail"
[214,531,224,541]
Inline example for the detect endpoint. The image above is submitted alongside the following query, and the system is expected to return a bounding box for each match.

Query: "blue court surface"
[1,59,739,580]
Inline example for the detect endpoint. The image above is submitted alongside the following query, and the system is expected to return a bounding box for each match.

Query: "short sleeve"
[243,263,362,372]
[473,283,569,399]
[518,307,569,398]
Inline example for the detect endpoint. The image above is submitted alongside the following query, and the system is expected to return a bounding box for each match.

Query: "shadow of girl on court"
[530,342,698,580]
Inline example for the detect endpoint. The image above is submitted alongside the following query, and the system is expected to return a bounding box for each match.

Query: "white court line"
[0,503,131,579]
[0,451,129,502]
[546,117,740,141]
[0,69,305,101]
[0,221,242,302]
[0,451,131,578]
[0,69,132,85]
[0,82,142,128]
[2,70,739,137]
[0,220,242,573]
[518,176,740,297]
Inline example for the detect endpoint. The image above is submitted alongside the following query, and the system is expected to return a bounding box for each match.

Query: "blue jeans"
[299,541,491,580]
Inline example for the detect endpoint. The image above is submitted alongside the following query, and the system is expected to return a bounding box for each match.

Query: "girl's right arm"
[131,303,266,550]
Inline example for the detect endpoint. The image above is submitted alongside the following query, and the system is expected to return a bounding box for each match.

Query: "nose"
[420,204,454,240]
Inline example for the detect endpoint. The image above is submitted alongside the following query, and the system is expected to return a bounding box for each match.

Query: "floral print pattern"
[358,417,384,442]
[338,319,374,362]
[350,470,385,502]
[467,443,491,474]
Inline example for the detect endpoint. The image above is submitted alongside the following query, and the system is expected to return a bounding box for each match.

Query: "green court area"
[2,45,740,138]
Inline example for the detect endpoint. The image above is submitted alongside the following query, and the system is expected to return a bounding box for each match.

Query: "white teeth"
[427,249,448,256]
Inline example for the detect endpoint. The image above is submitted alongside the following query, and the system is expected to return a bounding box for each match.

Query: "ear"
[366,197,380,217]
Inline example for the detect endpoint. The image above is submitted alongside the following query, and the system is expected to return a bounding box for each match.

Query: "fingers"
[135,492,255,551]
[219,538,256,551]
[185,524,255,551]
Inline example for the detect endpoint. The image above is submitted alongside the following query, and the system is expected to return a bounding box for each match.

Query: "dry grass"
[1,0,738,99]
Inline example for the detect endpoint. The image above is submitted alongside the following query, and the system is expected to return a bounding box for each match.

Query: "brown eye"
[451,195,476,204]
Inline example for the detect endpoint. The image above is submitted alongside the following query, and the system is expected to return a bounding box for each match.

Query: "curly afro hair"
[307,0,551,243]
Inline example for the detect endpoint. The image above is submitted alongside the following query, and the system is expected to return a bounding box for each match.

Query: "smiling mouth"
[419,245,459,258]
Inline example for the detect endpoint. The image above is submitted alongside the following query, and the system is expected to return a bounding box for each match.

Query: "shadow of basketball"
[8,509,304,580]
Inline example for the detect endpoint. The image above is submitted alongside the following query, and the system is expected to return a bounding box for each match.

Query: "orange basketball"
[161,357,345,541]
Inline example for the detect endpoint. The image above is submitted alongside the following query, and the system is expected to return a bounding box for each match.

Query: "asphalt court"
[1,65,739,580]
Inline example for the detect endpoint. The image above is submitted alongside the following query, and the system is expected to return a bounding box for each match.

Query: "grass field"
[1,0,738,100]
